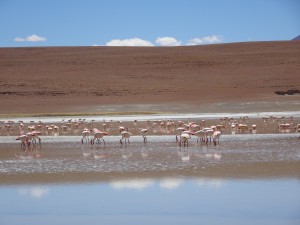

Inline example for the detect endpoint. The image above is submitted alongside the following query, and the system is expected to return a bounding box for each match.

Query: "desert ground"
[0,40,299,115]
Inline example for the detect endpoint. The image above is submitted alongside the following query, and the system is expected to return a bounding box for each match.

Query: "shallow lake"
[0,178,299,225]
[0,134,299,225]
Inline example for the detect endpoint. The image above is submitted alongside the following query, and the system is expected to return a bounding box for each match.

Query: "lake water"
[0,134,299,225]
[0,179,299,225]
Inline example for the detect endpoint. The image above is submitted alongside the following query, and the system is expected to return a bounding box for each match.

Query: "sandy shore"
[1,41,300,115]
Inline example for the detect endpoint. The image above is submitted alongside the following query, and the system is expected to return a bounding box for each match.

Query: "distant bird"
[120,131,132,145]
[212,131,222,145]
[90,128,108,145]
[81,128,91,144]
[175,127,186,142]
[295,124,300,139]
[29,130,42,144]
[179,130,194,147]
[203,127,214,144]
[140,128,148,142]
[194,130,206,143]
[16,134,33,151]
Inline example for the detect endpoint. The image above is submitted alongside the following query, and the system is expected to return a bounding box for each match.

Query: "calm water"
[0,134,299,175]
[0,179,299,225]
[0,134,299,225]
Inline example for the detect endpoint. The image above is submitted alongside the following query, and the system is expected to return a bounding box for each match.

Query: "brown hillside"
[0,41,299,114]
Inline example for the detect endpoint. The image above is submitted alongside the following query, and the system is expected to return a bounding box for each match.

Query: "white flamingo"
[203,127,214,144]
[212,131,222,145]
[140,128,148,142]
[175,127,186,142]
[81,128,91,144]
[179,130,194,147]
[120,131,132,145]
[194,130,206,143]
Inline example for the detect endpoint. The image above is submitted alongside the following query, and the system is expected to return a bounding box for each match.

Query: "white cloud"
[110,179,155,190]
[103,35,223,47]
[155,37,181,46]
[187,35,222,45]
[14,34,47,42]
[18,187,49,199]
[159,178,183,190]
[105,37,154,46]
[194,178,224,188]
[14,37,25,42]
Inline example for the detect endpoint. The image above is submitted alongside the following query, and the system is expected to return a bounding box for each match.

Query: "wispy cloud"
[100,35,223,47]
[110,179,155,190]
[194,178,224,188]
[14,34,47,42]
[105,37,154,46]
[18,187,49,199]
[155,37,181,46]
[159,178,183,190]
[187,35,223,45]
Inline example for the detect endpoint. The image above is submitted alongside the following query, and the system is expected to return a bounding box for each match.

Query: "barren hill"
[0,41,299,114]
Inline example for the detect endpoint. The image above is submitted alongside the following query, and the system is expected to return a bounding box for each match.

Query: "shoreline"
[1,161,299,186]
[1,100,300,122]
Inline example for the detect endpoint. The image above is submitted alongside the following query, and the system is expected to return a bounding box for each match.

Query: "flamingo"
[189,122,200,132]
[203,127,214,144]
[278,123,291,133]
[16,134,33,151]
[140,128,148,142]
[212,131,222,145]
[295,124,300,139]
[194,130,206,143]
[81,128,91,144]
[179,130,194,147]
[250,124,257,134]
[175,127,186,142]
[238,124,249,134]
[30,130,42,144]
[90,128,108,145]
[296,128,300,139]
[120,131,132,145]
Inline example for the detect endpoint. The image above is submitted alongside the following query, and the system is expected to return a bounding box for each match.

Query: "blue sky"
[1,0,299,47]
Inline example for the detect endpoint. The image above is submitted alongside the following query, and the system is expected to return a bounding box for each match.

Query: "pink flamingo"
[90,128,108,145]
[16,134,33,151]
[29,130,42,145]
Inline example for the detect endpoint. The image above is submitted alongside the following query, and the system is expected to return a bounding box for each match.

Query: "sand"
[0,41,300,115]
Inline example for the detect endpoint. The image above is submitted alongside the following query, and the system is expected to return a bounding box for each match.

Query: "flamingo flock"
[2,114,298,152]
